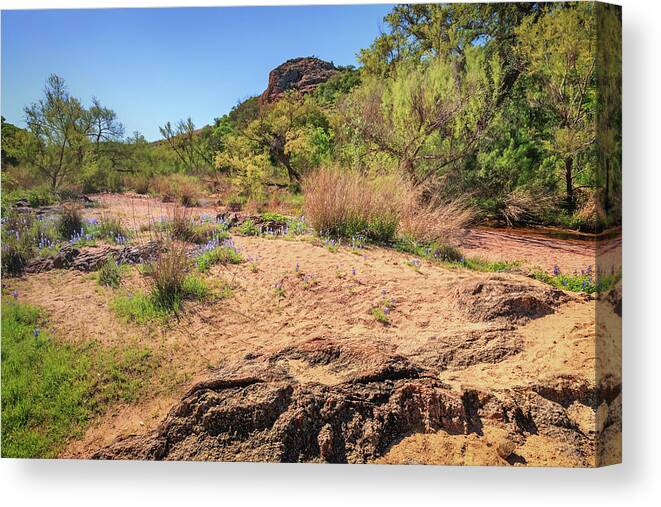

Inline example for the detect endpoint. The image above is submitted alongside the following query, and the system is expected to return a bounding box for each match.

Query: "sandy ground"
[2,194,621,465]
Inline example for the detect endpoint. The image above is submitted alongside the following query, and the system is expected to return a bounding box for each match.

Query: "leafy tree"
[19,75,124,189]
[595,3,622,216]
[1,117,26,167]
[515,2,596,204]
[344,46,502,186]
[216,93,332,189]
[159,118,213,173]
[23,75,92,189]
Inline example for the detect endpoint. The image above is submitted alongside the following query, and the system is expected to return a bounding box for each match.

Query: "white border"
[1,1,660,506]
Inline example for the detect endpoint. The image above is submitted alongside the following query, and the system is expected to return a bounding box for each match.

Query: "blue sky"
[1,4,393,140]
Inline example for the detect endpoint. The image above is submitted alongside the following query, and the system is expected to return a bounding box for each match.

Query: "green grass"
[238,219,260,236]
[97,255,125,288]
[196,245,243,272]
[532,269,621,294]
[371,297,395,325]
[1,300,156,458]
[260,212,289,223]
[453,257,520,273]
[112,274,213,323]
[393,237,519,273]
[112,292,163,324]
[319,214,399,244]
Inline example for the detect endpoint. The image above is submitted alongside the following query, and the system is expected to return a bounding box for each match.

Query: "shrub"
[57,204,84,240]
[98,255,123,288]
[1,231,33,275]
[227,194,246,212]
[3,186,56,209]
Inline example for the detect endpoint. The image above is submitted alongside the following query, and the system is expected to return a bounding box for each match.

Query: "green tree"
[515,2,596,204]
[23,75,92,189]
[1,117,27,167]
[345,46,502,186]
[216,93,332,188]
[595,3,622,216]
[159,118,213,173]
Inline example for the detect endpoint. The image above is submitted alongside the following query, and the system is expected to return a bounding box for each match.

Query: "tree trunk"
[565,156,574,204]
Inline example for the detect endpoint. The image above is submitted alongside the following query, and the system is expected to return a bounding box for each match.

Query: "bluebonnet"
[33,327,40,337]
[553,265,561,276]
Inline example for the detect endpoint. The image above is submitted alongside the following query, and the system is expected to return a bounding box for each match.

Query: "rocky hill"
[260,57,338,105]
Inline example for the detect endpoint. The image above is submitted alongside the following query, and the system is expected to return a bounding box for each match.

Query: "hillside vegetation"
[2,2,621,233]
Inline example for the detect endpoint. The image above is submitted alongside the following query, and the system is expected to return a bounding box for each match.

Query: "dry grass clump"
[303,166,404,243]
[169,206,195,242]
[572,189,606,231]
[500,187,556,227]
[150,174,203,207]
[124,174,151,195]
[148,240,190,310]
[303,166,474,244]
[399,192,476,245]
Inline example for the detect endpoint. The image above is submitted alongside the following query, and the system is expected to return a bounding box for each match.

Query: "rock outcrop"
[92,333,619,465]
[260,57,338,105]
[25,241,162,273]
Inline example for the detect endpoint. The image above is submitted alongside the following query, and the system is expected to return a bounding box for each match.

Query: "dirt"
[2,194,621,466]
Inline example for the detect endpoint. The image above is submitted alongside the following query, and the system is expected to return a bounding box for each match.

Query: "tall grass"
[149,240,190,311]
[303,166,402,242]
[150,174,203,207]
[303,166,474,245]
